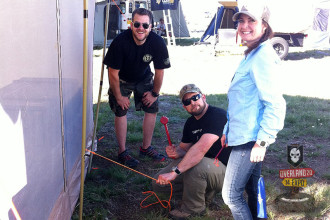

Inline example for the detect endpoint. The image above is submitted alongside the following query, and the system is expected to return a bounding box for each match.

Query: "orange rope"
[86,149,172,211]
[213,145,225,167]
[111,0,127,20]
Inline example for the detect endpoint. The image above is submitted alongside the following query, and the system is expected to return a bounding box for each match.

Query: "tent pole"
[214,7,218,46]
[79,0,88,219]
[179,1,181,41]
[55,0,67,192]
[88,0,111,174]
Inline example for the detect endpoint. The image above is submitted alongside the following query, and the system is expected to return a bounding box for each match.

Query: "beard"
[189,100,207,116]
[132,30,150,44]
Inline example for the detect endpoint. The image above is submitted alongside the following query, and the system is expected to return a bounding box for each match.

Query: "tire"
[271,37,289,59]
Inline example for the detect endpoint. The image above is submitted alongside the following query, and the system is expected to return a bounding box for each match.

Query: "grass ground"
[72,93,329,220]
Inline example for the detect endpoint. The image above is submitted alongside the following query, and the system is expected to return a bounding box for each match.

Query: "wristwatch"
[151,91,159,97]
[256,139,269,148]
[172,166,181,175]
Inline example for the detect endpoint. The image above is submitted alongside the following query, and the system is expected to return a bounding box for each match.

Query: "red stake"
[160,116,172,146]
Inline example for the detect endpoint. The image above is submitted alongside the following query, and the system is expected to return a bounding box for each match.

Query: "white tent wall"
[305,0,330,49]
[267,1,314,34]
[0,0,95,219]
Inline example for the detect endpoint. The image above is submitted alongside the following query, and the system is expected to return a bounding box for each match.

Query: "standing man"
[153,84,231,219]
[103,8,171,168]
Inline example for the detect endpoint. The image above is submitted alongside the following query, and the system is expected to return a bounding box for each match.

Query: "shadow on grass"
[285,49,330,61]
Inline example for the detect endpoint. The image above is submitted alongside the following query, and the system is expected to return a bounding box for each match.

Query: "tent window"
[221,9,236,29]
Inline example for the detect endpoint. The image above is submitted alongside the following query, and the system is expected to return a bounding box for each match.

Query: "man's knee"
[108,95,129,117]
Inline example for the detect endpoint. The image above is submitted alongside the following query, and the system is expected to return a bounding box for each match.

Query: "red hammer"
[160,116,172,146]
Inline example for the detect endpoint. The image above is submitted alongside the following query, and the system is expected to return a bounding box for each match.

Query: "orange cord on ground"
[86,149,172,211]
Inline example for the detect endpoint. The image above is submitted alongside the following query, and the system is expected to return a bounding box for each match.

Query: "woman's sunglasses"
[182,94,201,106]
[133,22,150,29]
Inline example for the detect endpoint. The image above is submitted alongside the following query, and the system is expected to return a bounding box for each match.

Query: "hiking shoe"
[169,208,206,220]
[118,150,139,168]
[139,146,166,162]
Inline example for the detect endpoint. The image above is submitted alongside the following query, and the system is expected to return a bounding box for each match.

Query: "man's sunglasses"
[133,22,150,29]
[182,94,201,106]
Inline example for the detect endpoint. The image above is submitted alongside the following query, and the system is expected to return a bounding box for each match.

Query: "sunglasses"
[133,21,150,29]
[182,94,201,106]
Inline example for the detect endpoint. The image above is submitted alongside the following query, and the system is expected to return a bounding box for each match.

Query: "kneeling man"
[153,84,231,219]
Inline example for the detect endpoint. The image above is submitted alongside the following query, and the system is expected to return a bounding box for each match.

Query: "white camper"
[117,0,149,31]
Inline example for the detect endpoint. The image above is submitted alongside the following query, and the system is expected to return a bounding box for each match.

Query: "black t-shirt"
[103,29,171,82]
[181,105,231,166]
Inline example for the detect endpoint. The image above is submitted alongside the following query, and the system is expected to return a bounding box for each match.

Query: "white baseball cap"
[233,3,270,23]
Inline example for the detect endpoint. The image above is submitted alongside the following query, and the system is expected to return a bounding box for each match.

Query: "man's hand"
[142,91,157,107]
[156,172,177,185]
[250,143,266,163]
[165,145,179,159]
[221,134,228,148]
[117,96,130,110]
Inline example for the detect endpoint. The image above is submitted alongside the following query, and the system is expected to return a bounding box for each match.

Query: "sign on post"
[282,178,307,187]
[287,145,303,167]
[279,168,315,179]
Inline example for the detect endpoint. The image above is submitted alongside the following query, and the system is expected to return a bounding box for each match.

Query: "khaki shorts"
[108,74,159,117]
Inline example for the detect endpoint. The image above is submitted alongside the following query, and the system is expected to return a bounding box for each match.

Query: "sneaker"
[169,208,206,220]
[139,146,166,162]
[118,150,139,168]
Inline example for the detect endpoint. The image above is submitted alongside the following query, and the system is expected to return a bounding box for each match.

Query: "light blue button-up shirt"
[223,40,286,146]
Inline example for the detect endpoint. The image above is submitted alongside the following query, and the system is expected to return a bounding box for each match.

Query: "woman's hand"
[221,134,228,148]
[250,144,267,163]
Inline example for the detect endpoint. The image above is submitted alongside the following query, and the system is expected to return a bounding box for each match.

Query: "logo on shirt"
[192,129,202,134]
[164,58,170,65]
[143,54,153,63]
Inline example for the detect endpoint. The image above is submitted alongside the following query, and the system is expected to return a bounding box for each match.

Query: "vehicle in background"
[270,33,307,60]
[268,0,313,59]
[211,0,314,59]
[116,0,149,31]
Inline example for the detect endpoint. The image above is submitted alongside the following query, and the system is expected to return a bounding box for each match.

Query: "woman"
[221,3,286,220]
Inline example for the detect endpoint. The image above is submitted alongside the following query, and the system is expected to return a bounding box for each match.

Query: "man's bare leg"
[115,115,127,154]
[142,112,157,149]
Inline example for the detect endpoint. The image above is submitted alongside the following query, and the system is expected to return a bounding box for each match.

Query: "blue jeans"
[222,142,261,220]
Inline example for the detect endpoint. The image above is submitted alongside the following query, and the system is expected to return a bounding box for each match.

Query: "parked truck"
[114,0,149,32]
[214,0,314,59]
